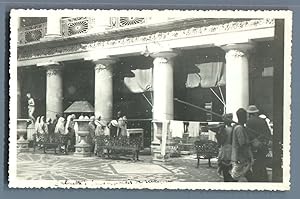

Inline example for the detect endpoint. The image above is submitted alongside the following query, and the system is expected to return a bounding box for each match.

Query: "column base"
[152,149,171,162]
[17,140,29,153]
[151,143,171,162]
[74,144,91,157]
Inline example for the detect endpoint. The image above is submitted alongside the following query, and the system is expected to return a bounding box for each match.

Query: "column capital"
[151,49,179,65]
[37,62,62,77]
[222,42,255,54]
[151,49,179,59]
[85,56,117,66]
[37,61,61,67]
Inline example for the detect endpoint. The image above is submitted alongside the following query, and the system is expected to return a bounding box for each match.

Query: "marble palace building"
[16,15,278,148]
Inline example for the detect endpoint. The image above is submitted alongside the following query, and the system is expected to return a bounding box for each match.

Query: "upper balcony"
[17,17,242,46]
[18,16,196,45]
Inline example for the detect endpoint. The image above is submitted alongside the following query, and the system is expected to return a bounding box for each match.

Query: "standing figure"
[118,115,128,137]
[52,114,60,128]
[40,116,48,134]
[231,108,254,182]
[54,117,67,153]
[65,114,76,152]
[47,118,54,135]
[246,105,272,182]
[116,111,122,136]
[54,117,65,135]
[108,120,119,138]
[215,113,236,182]
[26,93,35,122]
[34,116,40,135]
[88,116,96,154]
[95,116,106,137]
[94,116,107,156]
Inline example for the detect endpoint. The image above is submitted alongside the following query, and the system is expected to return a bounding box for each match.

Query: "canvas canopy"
[185,62,226,88]
[64,100,94,113]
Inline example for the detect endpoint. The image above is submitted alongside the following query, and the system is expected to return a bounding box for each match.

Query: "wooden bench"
[194,140,219,168]
[95,135,142,161]
[33,133,68,154]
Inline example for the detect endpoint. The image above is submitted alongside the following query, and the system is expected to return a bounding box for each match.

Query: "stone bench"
[33,133,68,154]
[95,135,142,161]
[194,140,219,168]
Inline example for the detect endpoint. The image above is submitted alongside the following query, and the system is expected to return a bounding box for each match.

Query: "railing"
[108,17,146,29]
[18,22,47,44]
[61,17,95,37]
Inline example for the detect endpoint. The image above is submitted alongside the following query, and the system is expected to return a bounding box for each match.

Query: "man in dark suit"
[246,105,272,182]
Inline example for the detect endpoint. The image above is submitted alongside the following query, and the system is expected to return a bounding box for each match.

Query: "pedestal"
[74,119,91,157]
[17,119,30,152]
[152,121,171,162]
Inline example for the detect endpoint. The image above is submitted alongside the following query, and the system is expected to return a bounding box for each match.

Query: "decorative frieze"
[18,19,274,61]
[84,19,274,50]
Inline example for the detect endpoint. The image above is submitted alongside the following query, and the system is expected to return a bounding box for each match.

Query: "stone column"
[222,43,254,120]
[151,50,177,161]
[92,58,116,122]
[44,63,63,120]
[152,50,177,121]
[44,16,62,39]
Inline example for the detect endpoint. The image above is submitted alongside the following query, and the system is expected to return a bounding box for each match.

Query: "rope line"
[174,98,272,143]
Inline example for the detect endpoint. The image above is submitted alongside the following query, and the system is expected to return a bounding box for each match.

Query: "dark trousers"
[250,159,268,182]
[220,162,237,182]
[248,150,269,182]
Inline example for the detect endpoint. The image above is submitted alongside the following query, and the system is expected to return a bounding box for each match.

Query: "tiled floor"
[17,151,222,182]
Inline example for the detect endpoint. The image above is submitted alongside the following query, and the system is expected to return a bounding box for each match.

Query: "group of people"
[33,111,128,154]
[215,105,272,182]
[88,111,128,155]
[33,114,76,152]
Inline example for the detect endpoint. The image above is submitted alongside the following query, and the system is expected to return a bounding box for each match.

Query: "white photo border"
[9,9,293,190]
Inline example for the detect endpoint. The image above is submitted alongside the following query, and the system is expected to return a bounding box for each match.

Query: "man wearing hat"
[246,105,272,182]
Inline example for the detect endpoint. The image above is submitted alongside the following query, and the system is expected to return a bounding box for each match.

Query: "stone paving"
[17,151,222,182]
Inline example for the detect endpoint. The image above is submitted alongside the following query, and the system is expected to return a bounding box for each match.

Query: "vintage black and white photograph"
[9,10,292,190]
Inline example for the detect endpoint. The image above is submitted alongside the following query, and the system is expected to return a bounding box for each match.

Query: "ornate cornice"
[18,19,275,61]
[84,19,274,50]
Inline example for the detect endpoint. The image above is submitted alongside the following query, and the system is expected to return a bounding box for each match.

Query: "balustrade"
[18,23,47,44]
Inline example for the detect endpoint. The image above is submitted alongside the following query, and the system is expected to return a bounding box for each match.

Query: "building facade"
[17,15,276,146]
